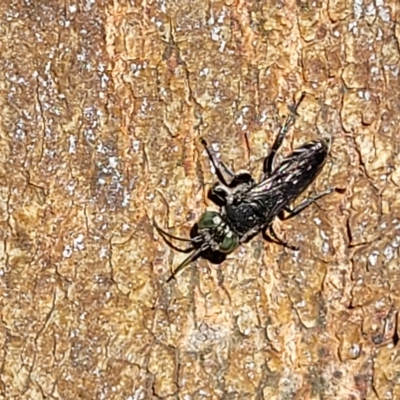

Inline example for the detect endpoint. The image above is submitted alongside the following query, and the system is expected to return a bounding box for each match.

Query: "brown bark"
[0,0,399,399]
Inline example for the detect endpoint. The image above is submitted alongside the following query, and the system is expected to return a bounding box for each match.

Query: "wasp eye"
[219,231,239,253]
[198,211,223,229]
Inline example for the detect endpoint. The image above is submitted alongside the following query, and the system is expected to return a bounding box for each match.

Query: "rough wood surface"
[0,0,399,399]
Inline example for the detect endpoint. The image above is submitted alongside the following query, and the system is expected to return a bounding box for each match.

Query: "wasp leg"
[263,92,306,176]
[282,187,335,219]
[263,224,299,251]
[201,138,254,188]
[208,183,229,206]
[201,138,235,186]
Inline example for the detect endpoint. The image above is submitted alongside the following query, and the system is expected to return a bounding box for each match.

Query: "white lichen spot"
[383,245,394,261]
[99,246,108,259]
[348,21,357,32]
[365,3,376,16]
[291,249,300,261]
[199,67,209,76]
[66,180,76,195]
[368,250,379,267]
[68,135,77,153]
[108,156,118,168]
[69,4,77,12]
[391,236,400,248]
[238,246,246,258]
[211,142,220,152]
[213,94,221,103]
[84,0,95,11]
[259,110,268,123]
[140,97,148,114]
[131,387,146,400]
[314,217,321,225]
[122,190,130,207]
[296,300,306,308]
[211,26,221,41]
[354,0,363,20]
[320,230,329,240]
[15,128,25,140]
[146,192,155,201]
[100,73,109,89]
[159,87,168,97]
[246,361,255,369]
[218,8,227,23]
[35,32,43,43]
[379,7,390,22]
[132,140,140,152]
[63,245,72,258]
[349,343,361,358]
[236,114,244,126]
[73,234,85,251]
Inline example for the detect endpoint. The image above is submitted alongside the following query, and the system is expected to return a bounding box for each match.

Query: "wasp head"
[196,211,239,254]
[154,210,239,281]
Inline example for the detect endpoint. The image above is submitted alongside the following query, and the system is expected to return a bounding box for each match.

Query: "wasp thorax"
[219,230,239,253]
[198,211,223,229]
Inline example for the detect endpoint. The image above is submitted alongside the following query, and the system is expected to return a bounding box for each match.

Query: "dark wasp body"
[155,92,338,281]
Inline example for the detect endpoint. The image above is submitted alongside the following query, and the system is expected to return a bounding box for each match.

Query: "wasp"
[155,92,339,281]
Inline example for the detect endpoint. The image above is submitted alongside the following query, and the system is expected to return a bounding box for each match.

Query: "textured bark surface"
[0,0,400,399]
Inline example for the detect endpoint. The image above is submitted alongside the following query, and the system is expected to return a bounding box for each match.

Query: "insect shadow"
[154,92,341,282]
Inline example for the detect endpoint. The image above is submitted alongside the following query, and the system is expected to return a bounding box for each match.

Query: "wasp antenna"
[167,247,203,282]
[154,219,195,254]
[153,219,193,242]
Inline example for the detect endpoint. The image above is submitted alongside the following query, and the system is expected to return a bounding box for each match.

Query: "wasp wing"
[243,140,329,216]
